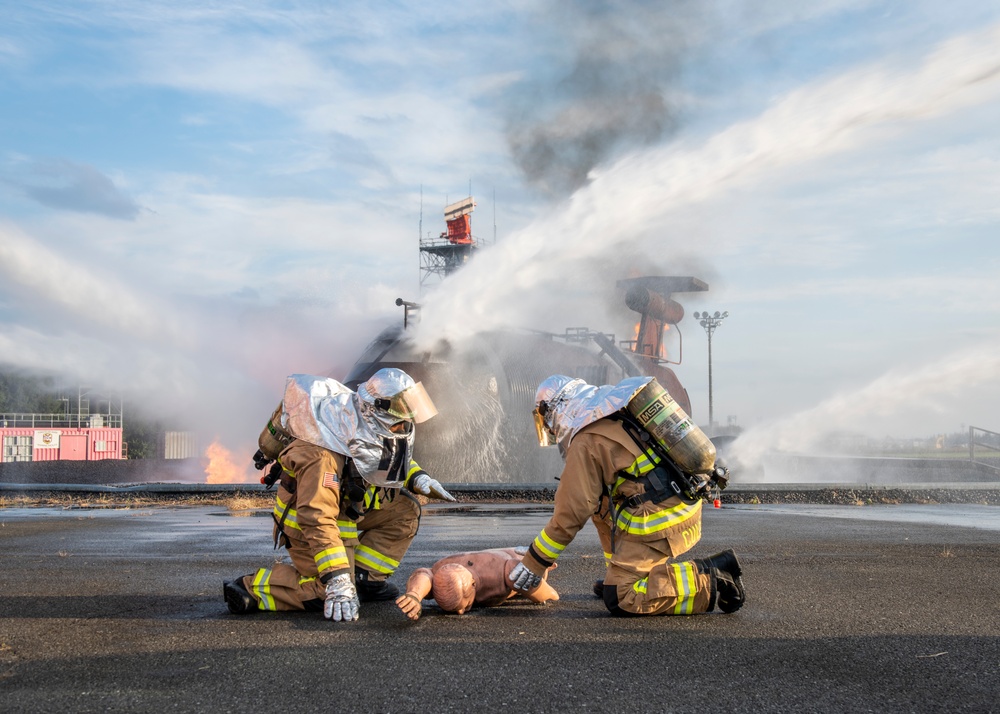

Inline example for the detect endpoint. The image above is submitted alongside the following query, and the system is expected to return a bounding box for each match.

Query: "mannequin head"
[432,563,476,614]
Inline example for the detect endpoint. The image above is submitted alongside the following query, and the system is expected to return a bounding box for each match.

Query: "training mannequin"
[395,548,558,620]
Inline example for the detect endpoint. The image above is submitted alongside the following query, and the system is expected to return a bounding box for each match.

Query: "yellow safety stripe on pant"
[531,528,567,562]
[631,563,697,613]
[251,568,277,611]
[273,496,300,531]
[355,544,400,575]
[315,546,349,574]
[670,562,698,614]
[604,551,613,566]
[615,499,702,536]
[298,575,317,586]
[337,519,358,541]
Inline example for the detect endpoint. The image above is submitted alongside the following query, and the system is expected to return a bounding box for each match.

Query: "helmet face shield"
[359,369,438,425]
[385,381,437,424]
[533,405,556,447]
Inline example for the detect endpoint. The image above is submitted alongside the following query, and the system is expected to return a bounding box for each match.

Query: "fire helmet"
[532,374,653,454]
[532,375,585,449]
[357,368,438,428]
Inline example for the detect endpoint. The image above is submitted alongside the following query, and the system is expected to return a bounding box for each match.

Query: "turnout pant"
[592,513,713,616]
[244,491,421,611]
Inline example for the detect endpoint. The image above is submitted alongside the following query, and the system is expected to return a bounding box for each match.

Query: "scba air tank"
[626,379,717,474]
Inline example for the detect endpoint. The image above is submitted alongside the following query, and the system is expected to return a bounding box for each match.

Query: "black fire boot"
[713,568,746,613]
[593,579,605,598]
[693,549,742,579]
[223,576,257,615]
[355,569,399,602]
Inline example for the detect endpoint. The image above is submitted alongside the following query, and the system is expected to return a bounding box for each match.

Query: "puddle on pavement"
[206,504,554,518]
[743,503,1000,531]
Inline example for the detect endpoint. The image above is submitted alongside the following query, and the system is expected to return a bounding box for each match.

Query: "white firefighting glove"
[410,473,457,502]
[324,573,360,622]
[509,561,542,592]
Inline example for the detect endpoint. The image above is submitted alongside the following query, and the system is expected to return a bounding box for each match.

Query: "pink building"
[0,413,123,462]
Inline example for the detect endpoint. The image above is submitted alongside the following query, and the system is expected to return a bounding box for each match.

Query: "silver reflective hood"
[543,375,653,456]
[280,374,414,487]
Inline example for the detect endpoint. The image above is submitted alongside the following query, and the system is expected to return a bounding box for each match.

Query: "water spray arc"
[693,310,729,430]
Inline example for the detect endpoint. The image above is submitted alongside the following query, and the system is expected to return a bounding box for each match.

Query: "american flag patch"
[322,472,339,489]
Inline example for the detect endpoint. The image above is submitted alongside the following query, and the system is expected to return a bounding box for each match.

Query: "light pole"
[693,310,729,429]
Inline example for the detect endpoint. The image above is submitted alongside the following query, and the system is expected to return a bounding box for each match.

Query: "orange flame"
[204,439,252,483]
[659,323,670,359]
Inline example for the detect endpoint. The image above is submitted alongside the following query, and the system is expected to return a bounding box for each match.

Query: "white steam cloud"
[415,22,1000,349]
[730,344,1000,468]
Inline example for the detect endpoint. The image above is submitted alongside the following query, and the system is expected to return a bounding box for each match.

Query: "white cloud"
[0,221,186,343]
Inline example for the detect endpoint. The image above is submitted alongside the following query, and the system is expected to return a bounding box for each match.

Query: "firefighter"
[223,368,455,621]
[395,547,559,620]
[509,375,745,616]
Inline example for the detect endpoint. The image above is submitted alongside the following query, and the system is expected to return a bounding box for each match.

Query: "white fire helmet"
[532,375,585,449]
[357,368,438,429]
[533,374,652,455]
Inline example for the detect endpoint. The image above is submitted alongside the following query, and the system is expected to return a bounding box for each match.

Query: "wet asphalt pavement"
[1,501,998,713]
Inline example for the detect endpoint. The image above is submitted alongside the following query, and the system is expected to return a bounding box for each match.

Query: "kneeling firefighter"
[509,375,745,616]
[224,368,456,621]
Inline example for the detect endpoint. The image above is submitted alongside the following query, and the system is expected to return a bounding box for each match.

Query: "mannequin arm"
[395,568,433,621]
[525,578,559,603]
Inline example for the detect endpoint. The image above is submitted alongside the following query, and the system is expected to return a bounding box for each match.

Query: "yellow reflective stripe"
[251,568,276,611]
[315,546,349,573]
[613,448,662,497]
[363,485,381,510]
[671,562,697,614]
[616,499,702,536]
[531,529,566,561]
[604,551,613,566]
[633,578,648,595]
[298,575,317,586]
[355,545,400,575]
[623,449,660,478]
[405,460,426,489]
[274,499,356,541]
[273,496,300,530]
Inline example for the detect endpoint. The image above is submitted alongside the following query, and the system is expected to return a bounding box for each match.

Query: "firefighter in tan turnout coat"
[509,375,746,616]
[224,369,455,621]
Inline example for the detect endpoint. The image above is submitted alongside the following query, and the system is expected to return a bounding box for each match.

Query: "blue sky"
[2,0,1000,471]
